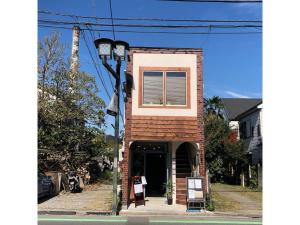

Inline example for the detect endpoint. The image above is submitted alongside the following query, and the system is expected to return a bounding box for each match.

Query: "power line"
[38,10,262,23]
[108,0,116,40]
[39,24,262,35]
[159,0,262,3]
[81,29,125,126]
[38,19,262,29]
[85,24,126,117]
[85,24,115,92]
[81,30,111,100]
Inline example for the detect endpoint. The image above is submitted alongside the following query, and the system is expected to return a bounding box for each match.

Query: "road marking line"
[38,218,127,222]
[149,220,262,224]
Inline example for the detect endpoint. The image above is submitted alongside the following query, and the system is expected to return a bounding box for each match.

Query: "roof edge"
[129,46,202,52]
[235,101,263,120]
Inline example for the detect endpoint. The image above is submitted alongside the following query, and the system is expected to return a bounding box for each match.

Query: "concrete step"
[176,173,191,178]
[176,190,186,195]
[176,199,186,205]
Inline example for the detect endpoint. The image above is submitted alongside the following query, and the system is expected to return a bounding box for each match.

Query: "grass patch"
[211,183,262,212]
[211,191,241,211]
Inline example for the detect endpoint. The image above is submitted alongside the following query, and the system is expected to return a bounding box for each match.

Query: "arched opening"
[176,142,197,178]
[175,142,198,205]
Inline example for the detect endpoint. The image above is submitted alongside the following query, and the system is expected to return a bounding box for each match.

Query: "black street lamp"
[94,38,129,215]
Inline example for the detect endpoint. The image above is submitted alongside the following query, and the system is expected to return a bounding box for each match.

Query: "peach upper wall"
[132,53,198,117]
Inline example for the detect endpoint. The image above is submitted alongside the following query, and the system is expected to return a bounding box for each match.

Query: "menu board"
[187,177,204,200]
[134,184,143,194]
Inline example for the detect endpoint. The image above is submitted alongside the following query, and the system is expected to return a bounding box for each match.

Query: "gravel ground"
[38,183,112,212]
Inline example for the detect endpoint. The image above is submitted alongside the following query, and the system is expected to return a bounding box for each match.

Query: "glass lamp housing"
[114,41,129,61]
[94,38,115,59]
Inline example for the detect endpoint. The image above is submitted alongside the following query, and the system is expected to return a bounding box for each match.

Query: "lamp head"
[94,38,115,60]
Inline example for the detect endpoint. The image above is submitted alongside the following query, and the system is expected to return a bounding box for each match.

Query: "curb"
[38,210,112,216]
[213,211,262,219]
[119,210,261,218]
[120,210,213,217]
[38,210,262,219]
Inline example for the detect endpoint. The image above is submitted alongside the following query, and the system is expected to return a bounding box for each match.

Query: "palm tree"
[204,96,224,118]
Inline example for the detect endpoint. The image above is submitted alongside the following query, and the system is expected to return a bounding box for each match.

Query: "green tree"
[204,97,247,183]
[204,96,224,118]
[38,32,106,153]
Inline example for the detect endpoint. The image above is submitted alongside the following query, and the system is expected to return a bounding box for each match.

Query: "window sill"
[139,104,190,109]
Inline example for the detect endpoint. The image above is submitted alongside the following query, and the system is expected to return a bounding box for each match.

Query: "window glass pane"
[143,71,163,105]
[166,72,186,105]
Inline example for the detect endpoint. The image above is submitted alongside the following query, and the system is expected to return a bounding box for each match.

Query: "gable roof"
[221,98,262,120]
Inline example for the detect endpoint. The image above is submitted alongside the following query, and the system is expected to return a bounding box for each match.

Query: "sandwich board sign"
[186,177,205,210]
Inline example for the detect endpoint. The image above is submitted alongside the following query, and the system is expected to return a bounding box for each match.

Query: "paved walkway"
[38,184,112,212]
[211,184,262,217]
[120,197,213,216]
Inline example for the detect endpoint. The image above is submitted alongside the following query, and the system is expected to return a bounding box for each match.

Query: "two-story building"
[236,101,263,188]
[121,47,206,208]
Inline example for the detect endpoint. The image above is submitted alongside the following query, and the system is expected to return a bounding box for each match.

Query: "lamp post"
[94,38,129,215]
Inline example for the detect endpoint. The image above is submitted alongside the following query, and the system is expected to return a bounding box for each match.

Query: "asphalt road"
[38,215,262,225]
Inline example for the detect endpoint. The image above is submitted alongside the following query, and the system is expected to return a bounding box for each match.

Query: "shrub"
[206,194,215,211]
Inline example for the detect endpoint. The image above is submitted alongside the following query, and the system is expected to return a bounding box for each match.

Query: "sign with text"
[186,177,204,200]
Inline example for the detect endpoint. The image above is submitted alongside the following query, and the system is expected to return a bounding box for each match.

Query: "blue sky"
[38,0,262,135]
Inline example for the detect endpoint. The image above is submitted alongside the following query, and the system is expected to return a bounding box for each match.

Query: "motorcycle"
[68,172,82,193]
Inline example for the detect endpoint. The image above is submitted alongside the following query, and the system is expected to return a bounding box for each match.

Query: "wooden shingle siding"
[128,115,200,141]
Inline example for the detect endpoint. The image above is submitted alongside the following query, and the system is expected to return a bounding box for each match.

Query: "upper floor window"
[166,72,186,105]
[143,71,163,105]
[139,67,190,108]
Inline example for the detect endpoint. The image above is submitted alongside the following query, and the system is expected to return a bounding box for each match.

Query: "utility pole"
[113,60,121,215]
[70,26,80,78]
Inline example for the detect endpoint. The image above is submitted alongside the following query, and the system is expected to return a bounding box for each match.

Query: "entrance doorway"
[146,152,166,196]
[130,142,168,197]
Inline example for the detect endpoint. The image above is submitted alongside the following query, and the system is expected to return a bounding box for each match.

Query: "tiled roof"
[221,98,262,120]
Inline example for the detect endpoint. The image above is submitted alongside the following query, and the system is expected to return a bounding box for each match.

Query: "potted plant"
[165,179,174,205]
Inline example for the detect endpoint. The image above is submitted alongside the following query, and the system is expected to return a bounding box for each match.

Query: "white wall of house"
[239,107,262,165]
[258,103,263,137]
[131,53,198,117]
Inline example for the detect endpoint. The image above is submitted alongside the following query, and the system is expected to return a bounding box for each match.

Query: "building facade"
[236,103,263,187]
[222,98,263,187]
[121,47,206,208]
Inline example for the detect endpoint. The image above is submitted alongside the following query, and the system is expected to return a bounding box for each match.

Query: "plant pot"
[167,198,173,205]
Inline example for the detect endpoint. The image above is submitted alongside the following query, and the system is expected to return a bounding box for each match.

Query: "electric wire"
[38,10,262,23]
[108,0,116,40]
[159,0,262,3]
[85,24,126,124]
[81,29,125,127]
[38,19,262,29]
[39,24,262,35]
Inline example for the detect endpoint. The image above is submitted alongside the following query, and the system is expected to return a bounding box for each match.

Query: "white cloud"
[232,2,262,17]
[225,91,250,98]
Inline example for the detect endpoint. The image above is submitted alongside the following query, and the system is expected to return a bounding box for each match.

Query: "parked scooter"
[68,171,82,193]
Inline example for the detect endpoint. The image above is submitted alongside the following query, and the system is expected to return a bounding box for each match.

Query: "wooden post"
[241,172,245,187]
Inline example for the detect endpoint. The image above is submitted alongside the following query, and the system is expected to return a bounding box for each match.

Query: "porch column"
[172,142,177,204]
[121,141,131,209]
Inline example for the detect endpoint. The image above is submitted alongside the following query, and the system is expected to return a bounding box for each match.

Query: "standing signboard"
[186,177,205,211]
[130,176,146,207]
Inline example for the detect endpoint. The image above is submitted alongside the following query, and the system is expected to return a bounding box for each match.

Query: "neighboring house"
[121,47,205,208]
[222,98,262,187]
[236,102,263,187]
